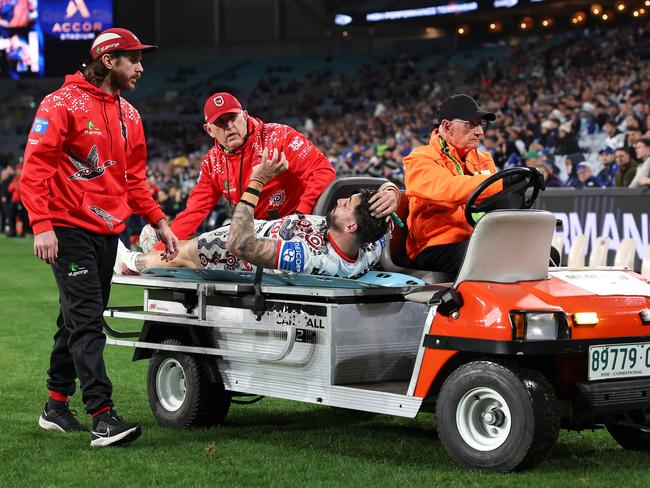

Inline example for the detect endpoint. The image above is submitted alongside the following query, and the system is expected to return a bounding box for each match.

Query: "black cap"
[438,94,496,122]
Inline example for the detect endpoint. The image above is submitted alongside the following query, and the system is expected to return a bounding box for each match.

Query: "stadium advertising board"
[0,0,113,78]
[536,188,650,269]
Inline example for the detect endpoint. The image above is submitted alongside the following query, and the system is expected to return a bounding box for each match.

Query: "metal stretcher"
[104,268,432,419]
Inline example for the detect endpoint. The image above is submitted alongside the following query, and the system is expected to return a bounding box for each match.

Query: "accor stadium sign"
[52,21,104,33]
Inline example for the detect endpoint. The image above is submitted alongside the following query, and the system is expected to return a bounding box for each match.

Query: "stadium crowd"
[2,23,650,239]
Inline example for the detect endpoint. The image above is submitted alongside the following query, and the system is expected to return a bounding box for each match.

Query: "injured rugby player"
[115,149,393,279]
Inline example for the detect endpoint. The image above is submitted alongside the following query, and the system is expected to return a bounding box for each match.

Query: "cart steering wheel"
[464,167,545,227]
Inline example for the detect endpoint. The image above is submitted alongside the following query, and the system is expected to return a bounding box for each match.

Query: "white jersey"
[196,214,386,279]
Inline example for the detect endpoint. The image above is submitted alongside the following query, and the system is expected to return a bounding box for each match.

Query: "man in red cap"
[21,27,179,447]
[141,92,399,251]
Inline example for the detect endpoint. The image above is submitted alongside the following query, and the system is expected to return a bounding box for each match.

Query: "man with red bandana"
[20,27,179,447]
[142,92,399,252]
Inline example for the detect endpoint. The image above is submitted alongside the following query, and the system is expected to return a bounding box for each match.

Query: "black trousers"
[47,227,118,414]
[414,240,469,276]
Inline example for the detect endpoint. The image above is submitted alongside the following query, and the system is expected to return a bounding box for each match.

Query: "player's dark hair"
[353,189,389,246]
[82,52,121,87]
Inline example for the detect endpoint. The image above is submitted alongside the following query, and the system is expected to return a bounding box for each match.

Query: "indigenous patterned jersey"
[196,214,386,279]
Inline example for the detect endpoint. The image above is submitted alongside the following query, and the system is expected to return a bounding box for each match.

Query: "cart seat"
[378,191,453,284]
[454,209,556,286]
[312,176,388,215]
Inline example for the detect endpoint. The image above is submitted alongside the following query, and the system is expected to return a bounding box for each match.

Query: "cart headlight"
[526,313,558,340]
[511,311,565,340]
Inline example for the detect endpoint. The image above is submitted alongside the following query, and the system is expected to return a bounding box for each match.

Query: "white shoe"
[113,241,140,275]
[139,224,159,254]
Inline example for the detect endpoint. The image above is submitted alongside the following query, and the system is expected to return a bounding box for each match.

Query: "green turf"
[1,235,650,487]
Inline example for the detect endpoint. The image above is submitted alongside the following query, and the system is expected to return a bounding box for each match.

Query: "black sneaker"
[38,403,89,432]
[90,409,141,447]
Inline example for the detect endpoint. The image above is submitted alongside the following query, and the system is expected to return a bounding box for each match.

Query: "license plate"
[588,343,650,381]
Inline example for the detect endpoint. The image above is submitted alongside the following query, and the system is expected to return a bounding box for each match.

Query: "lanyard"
[439,135,465,175]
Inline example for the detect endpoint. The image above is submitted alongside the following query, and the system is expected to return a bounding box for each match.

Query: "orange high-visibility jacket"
[404,129,501,260]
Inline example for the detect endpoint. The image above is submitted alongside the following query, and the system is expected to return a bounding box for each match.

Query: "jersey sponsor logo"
[32,118,49,134]
[84,120,103,136]
[67,262,89,277]
[28,139,40,145]
[288,135,304,152]
[279,241,305,273]
[89,206,122,231]
[96,42,120,54]
[68,145,116,181]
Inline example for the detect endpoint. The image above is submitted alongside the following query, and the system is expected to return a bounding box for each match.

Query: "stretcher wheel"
[147,339,231,427]
[436,361,559,472]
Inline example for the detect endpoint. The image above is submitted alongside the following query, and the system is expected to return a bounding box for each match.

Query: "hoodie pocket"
[72,191,131,232]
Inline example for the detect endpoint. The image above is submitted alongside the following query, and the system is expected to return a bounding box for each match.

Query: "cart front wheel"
[147,339,231,428]
[436,361,559,472]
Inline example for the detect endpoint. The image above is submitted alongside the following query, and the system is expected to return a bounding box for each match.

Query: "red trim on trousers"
[48,390,68,402]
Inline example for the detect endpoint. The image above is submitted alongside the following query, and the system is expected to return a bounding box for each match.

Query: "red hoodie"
[21,72,165,236]
[169,116,335,240]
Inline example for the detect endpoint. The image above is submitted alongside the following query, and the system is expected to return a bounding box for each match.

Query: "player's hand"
[154,219,180,261]
[369,186,399,219]
[251,148,289,184]
[34,230,58,265]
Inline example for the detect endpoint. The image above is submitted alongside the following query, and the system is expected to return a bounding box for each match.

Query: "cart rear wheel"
[147,339,231,428]
[436,361,559,472]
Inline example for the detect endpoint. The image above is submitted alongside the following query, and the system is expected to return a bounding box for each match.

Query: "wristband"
[241,191,260,208]
[248,179,265,192]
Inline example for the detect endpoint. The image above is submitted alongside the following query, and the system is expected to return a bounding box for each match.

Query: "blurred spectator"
[575,162,601,189]
[564,153,585,188]
[6,162,29,236]
[596,147,617,187]
[614,148,638,187]
[1,164,16,234]
[630,137,650,188]
[555,122,580,155]
[602,120,624,150]
[534,161,563,188]
[624,126,643,151]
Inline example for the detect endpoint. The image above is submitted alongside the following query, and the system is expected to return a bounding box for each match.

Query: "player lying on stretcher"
[115,149,399,279]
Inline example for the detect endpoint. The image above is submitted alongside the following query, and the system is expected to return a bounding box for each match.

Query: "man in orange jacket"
[404,94,501,275]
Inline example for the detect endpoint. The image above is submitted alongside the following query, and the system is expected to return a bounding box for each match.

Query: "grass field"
[1,235,650,487]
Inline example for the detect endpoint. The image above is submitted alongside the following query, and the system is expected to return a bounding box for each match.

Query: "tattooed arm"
[225,148,289,269]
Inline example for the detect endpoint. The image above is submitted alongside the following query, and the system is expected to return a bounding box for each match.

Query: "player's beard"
[326,208,343,232]
[108,69,135,92]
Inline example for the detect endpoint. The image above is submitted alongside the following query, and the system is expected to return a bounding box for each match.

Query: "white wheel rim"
[156,358,187,412]
[456,387,512,451]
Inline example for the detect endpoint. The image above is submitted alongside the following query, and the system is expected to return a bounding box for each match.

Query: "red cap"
[204,92,243,124]
[90,28,157,60]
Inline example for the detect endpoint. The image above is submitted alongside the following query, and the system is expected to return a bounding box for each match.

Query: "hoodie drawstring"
[116,96,128,152]
[100,95,113,152]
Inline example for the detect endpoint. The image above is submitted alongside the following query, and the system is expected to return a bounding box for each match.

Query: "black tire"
[436,361,560,473]
[606,420,650,450]
[147,339,231,428]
